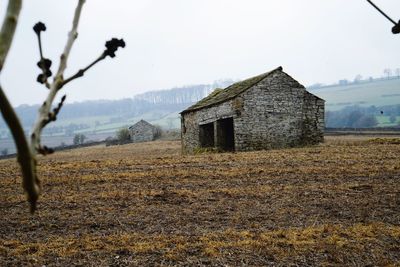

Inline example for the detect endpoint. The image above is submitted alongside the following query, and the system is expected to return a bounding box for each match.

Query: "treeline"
[134,80,234,104]
[326,104,400,128]
[309,68,400,90]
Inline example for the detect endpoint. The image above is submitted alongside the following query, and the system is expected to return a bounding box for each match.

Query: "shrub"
[154,125,163,139]
[116,128,131,142]
[73,134,86,145]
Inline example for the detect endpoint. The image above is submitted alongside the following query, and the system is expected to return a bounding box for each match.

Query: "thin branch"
[36,34,46,79]
[0,85,40,213]
[34,22,51,88]
[54,0,86,85]
[0,0,22,71]
[62,37,126,87]
[36,32,44,59]
[366,0,397,25]
[62,53,106,87]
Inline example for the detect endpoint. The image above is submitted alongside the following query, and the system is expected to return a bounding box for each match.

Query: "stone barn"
[180,67,325,153]
[128,120,157,143]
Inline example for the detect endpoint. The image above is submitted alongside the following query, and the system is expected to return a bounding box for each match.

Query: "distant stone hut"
[180,67,325,153]
[129,120,157,143]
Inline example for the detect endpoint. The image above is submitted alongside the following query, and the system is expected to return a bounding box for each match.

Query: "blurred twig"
[366,0,396,25]
[0,0,40,213]
[0,0,22,71]
[0,85,40,213]
[366,0,400,34]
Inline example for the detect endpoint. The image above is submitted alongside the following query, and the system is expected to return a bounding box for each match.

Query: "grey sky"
[1,0,399,106]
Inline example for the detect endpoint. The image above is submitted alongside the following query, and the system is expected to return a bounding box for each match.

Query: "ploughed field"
[1,138,399,266]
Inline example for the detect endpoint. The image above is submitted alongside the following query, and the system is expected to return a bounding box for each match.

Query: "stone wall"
[181,99,237,153]
[129,121,156,143]
[234,71,306,151]
[301,92,325,144]
[181,71,325,154]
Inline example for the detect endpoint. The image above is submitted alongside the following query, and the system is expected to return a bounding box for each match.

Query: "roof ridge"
[129,119,155,129]
[181,66,283,114]
[224,66,282,91]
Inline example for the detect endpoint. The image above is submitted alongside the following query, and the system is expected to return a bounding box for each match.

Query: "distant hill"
[309,77,400,111]
[1,75,399,154]
[1,76,399,134]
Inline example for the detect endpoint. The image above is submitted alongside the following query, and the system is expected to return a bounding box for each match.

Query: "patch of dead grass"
[1,139,399,265]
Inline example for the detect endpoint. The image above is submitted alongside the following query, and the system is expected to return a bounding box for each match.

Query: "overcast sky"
[1,0,399,106]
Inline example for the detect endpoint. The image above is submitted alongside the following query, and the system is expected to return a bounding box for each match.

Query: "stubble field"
[1,137,399,266]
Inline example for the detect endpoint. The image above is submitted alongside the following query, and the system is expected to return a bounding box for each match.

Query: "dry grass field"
[1,137,400,266]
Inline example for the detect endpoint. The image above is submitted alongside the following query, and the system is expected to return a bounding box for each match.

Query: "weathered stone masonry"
[129,119,157,143]
[180,67,325,154]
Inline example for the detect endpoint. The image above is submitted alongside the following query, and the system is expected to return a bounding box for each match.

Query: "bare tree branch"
[0,0,40,213]
[34,22,51,88]
[62,53,106,87]
[0,0,22,71]
[30,0,86,156]
[366,0,396,25]
[0,0,124,213]
[366,0,400,34]
[0,85,40,213]
[54,0,86,85]
[62,38,126,87]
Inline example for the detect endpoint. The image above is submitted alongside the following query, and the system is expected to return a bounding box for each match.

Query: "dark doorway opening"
[199,122,214,148]
[217,117,235,151]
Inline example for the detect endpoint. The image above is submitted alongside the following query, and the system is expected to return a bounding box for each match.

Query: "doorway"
[199,122,214,148]
[217,117,235,151]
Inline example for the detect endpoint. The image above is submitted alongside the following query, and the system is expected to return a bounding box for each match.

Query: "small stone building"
[128,120,157,143]
[180,67,325,153]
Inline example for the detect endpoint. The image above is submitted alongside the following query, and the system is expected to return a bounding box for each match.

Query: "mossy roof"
[181,66,283,114]
[128,119,155,130]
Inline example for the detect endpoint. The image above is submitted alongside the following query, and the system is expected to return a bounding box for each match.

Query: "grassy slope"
[376,115,400,127]
[310,78,400,111]
[1,138,399,266]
